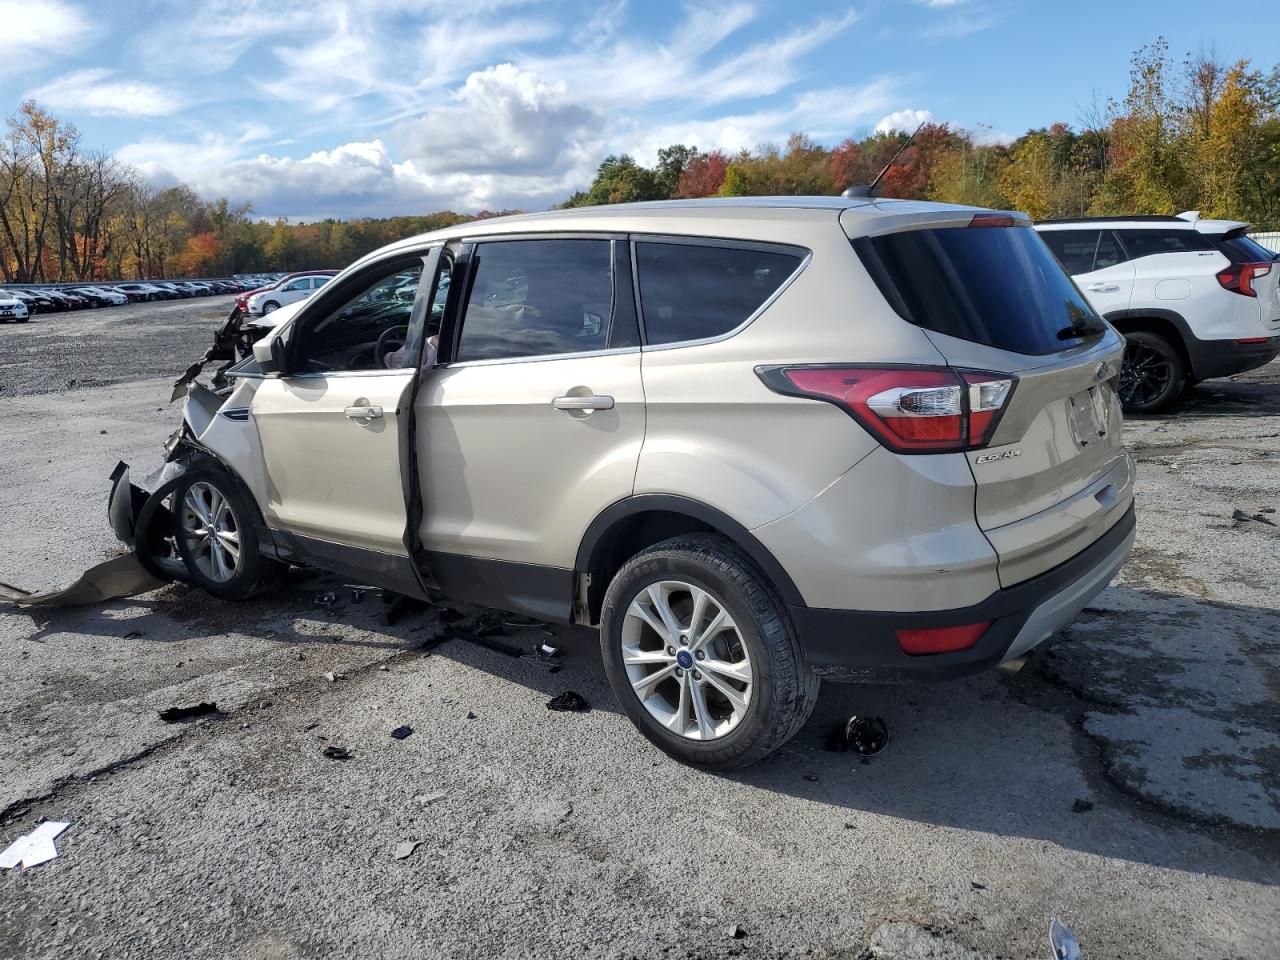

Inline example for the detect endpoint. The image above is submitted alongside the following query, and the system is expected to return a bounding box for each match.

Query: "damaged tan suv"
[110,198,1135,769]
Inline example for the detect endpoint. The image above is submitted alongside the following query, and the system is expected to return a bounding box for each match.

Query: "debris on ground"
[158,702,221,723]
[803,773,819,782]
[437,607,464,623]
[825,715,889,756]
[1071,798,1094,813]
[971,880,986,890]
[321,746,351,760]
[323,672,346,683]
[315,591,339,606]
[546,691,590,713]
[1049,919,1082,960]
[414,792,448,806]
[123,630,144,640]
[393,840,421,860]
[465,711,477,720]
[391,725,414,740]
[727,924,747,940]
[0,553,165,607]
[0,821,71,870]
[1231,508,1277,527]
[383,593,429,626]
[452,631,523,657]
[350,588,366,604]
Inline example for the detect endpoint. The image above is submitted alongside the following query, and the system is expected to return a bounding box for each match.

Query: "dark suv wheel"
[600,534,820,770]
[1118,330,1185,413]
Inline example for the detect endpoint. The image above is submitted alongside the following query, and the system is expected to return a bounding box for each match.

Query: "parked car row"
[0,275,284,321]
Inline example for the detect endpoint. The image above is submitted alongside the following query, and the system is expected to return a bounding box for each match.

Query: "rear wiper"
[1057,319,1107,341]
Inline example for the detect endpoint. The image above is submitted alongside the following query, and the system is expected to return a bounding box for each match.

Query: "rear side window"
[635,241,804,345]
[1215,232,1275,263]
[854,225,1100,356]
[1039,230,1100,274]
[1116,229,1212,258]
[456,239,613,362]
[1094,231,1126,269]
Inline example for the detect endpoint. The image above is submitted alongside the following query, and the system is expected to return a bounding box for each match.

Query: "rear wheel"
[262,301,280,314]
[173,469,278,600]
[600,535,819,770]
[1119,330,1185,413]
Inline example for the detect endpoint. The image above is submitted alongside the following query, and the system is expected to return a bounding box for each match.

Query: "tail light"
[895,621,991,655]
[1216,261,1272,297]
[757,365,1016,454]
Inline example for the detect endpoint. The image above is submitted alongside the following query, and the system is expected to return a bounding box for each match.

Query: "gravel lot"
[1,300,1278,959]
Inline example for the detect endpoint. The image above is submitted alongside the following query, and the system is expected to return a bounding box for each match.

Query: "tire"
[172,468,278,600]
[1118,330,1185,413]
[600,534,820,770]
[262,301,279,314]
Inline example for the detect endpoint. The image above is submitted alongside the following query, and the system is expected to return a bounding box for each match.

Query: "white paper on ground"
[0,821,71,869]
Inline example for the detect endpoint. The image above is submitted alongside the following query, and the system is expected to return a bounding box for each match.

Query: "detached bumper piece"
[793,504,1136,682]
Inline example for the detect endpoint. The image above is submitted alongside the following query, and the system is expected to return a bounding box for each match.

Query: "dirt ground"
[1,299,1278,959]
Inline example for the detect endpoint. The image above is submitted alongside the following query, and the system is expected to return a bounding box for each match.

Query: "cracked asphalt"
[1,301,1278,959]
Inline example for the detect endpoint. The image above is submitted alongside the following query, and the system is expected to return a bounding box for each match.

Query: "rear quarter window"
[1116,229,1212,258]
[854,225,1100,356]
[635,241,805,345]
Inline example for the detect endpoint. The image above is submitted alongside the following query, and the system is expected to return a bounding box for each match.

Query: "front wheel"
[1119,330,1185,413]
[173,469,277,600]
[600,535,819,770]
[262,301,279,314]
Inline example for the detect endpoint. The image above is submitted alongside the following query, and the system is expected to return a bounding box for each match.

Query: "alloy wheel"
[621,580,754,741]
[1119,341,1173,406]
[179,481,242,582]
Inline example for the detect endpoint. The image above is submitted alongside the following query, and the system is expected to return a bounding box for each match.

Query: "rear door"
[1040,229,1135,317]
[416,235,645,620]
[854,219,1133,588]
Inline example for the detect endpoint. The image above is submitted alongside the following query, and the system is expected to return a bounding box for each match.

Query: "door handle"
[553,395,615,412]
[344,403,384,420]
[1086,283,1119,292]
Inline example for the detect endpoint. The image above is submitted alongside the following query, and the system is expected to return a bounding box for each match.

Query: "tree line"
[563,40,1280,226]
[2,38,1276,283]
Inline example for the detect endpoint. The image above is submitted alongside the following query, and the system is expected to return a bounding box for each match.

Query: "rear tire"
[172,468,279,600]
[262,301,279,314]
[1119,330,1185,413]
[600,534,820,770]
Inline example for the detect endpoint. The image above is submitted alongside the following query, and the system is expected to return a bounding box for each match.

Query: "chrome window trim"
[441,345,641,370]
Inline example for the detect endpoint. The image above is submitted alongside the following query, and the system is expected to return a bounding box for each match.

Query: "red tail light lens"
[757,365,1016,454]
[1216,261,1272,297]
[895,621,991,655]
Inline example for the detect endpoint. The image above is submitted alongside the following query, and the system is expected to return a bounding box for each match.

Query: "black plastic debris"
[546,691,590,713]
[803,773,819,782]
[437,607,464,623]
[1232,508,1277,527]
[465,711,477,720]
[452,631,523,657]
[971,880,987,890]
[350,588,366,604]
[391,725,414,740]
[321,746,351,760]
[727,925,747,940]
[1071,798,1094,813]
[158,702,220,723]
[123,630,144,640]
[826,715,889,756]
[315,590,339,606]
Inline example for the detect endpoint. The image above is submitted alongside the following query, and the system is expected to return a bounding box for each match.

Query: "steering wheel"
[374,325,410,368]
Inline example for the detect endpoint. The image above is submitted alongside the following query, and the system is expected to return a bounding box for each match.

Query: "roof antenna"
[841,121,926,199]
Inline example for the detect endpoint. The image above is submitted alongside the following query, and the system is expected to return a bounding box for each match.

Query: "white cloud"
[397,65,600,176]
[27,69,183,117]
[922,11,1000,39]
[0,0,89,71]
[875,108,934,135]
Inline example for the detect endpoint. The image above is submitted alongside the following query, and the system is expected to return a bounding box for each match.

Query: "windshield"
[854,224,1101,356]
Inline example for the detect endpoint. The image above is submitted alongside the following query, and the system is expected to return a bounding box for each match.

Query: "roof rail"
[1035,215,1188,225]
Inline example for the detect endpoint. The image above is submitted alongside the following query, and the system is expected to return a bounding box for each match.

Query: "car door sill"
[269,529,430,601]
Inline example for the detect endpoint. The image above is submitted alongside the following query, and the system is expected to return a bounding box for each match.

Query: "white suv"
[247,273,333,315]
[111,198,1135,769]
[1036,213,1280,412]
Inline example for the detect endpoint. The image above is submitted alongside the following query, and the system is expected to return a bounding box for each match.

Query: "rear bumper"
[791,503,1135,681]
[1188,334,1280,381]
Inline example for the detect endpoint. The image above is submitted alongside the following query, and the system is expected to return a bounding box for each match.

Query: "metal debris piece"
[727,925,747,940]
[0,822,71,870]
[158,702,220,723]
[391,725,414,740]
[0,553,166,608]
[1049,919,1082,960]
[321,746,351,760]
[393,840,421,860]
[546,691,590,713]
[826,715,889,756]
[414,792,448,806]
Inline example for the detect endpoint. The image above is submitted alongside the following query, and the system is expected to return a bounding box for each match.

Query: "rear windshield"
[854,225,1100,356]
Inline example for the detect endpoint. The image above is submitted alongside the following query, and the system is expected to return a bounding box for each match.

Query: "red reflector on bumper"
[1235,337,1271,344]
[894,621,991,655]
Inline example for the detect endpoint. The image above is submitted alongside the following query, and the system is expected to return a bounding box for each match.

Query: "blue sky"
[3,0,1277,220]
